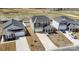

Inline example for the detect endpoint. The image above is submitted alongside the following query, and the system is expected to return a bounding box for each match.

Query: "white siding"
[30,19,34,32]
[51,20,59,30]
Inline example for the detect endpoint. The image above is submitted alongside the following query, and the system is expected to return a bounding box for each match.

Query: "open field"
[0,9,79,20]
[50,11,79,20]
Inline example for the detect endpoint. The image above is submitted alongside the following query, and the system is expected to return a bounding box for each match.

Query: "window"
[35,23,40,27]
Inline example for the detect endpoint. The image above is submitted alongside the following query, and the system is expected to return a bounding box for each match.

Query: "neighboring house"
[68,23,75,32]
[51,16,73,32]
[3,19,26,41]
[30,15,53,33]
[68,21,79,32]
[51,16,79,33]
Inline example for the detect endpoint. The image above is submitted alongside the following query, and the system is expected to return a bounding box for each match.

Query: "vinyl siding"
[51,20,59,30]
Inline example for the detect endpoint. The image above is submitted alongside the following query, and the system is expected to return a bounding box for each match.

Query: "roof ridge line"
[34,17,37,23]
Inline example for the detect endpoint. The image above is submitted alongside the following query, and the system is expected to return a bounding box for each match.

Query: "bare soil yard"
[48,31,73,47]
[26,27,45,51]
[75,33,79,39]
[0,41,16,51]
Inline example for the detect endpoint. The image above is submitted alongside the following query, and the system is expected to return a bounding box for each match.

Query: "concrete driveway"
[16,37,30,51]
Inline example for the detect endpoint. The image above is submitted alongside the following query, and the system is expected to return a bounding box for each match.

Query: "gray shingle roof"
[68,24,75,29]
[3,20,12,29]
[3,19,26,36]
[68,21,79,29]
[3,19,24,29]
[32,15,50,24]
[69,21,79,25]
